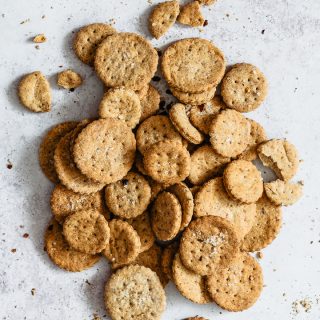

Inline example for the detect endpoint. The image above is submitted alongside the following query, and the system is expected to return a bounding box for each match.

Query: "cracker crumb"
[35,45,40,50]
[23,233,29,238]
[31,288,36,296]
[33,34,47,43]
[11,248,16,253]
[256,251,263,259]
[20,18,30,25]
[292,297,313,314]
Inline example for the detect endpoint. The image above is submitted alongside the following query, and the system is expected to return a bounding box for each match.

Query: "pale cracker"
[177,1,205,27]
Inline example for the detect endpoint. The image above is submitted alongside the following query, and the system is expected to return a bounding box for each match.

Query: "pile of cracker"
[19,20,302,320]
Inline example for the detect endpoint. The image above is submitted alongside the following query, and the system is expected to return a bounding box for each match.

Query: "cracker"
[57,69,82,89]
[73,118,136,184]
[146,176,170,201]
[73,23,116,65]
[209,109,251,158]
[257,139,299,181]
[105,265,166,320]
[151,191,182,241]
[127,211,155,253]
[63,209,110,254]
[95,32,158,90]
[18,71,51,112]
[238,119,267,161]
[161,38,226,93]
[221,63,268,112]
[264,179,303,206]
[135,84,149,100]
[161,242,179,280]
[140,84,160,122]
[132,244,169,287]
[45,219,99,272]
[99,87,141,129]
[190,185,201,196]
[177,1,205,27]
[168,182,194,231]
[180,215,240,276]
[103,219,141,268]
[206,252,263,311]
[242,195,282,252]
[39,121,78,183]
[50,184,106,223]
[136,115,183,154]
[54,122,105,194]
[144,140,191,184]
[189,96,226,134]
[172,253,211,304]
[223,160,263,204]
[171,86,216,105]
[105,172,151,219]
[188,145,230,185]
[169,103,204,144]
[135,152,149,176]
[194,177,256,239]
[149,0,180,39]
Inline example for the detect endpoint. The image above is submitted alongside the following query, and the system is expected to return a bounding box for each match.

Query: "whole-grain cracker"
[161,242,179,280]
[177,1,205,27]
[57,69,83,89]
[171,86,216,106]
[140,84,160,122]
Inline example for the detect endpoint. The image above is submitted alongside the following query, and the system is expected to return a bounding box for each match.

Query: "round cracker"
[194,177,256,239]
[95,32,158,90]
[161,38,226,93]
[73,118,136,184]
[105,265,166,320]
[221,63,268,112]
[63,209,110,254]
[140,84,160,122]
[135,84,149,100]
[180,215,240,276]
[209,109,251,158]
[172,253,211,304]
[105,172,151,219]
[144,140,191,184]
[57,69,83,89]
[73,23,116,65]
[161,241,179,280]
[45,219,99,272]
[171,86,216,105]
[206,252,263,311]
[99,87,141,128]
[39,121,78,183]
[151,191,182,241]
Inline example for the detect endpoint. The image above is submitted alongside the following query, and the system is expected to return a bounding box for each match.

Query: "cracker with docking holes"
[140,84,160,122]
[177,1,205,27]
[161,242,179,280]
[57,69,83,89]
[171,86,216,105]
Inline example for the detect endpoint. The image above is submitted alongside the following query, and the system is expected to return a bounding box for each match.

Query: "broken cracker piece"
[177,1,205,27]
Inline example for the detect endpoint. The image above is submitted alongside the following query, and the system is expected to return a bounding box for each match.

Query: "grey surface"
[0,0,320,319]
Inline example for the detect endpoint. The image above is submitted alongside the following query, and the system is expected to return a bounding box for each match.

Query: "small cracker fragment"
[18,71,51,112]
[161,242,179,280]
[39,121,78,183]
[73,23,116,65]
[209,109,251,158]
[73,118,136,184]
[189,96,226,134]
[223,160,263,204]
[169,103,204,144]
[177,1,205,27]
[136,115,183,155]
[45,219,99,272]
[162,38,226,93]
[57,69,83,89]
[206,252,263,311]
[127,211,155,253]
[180,215,240,276]
[144,140,191,184]
[132,244,169,287]
[221,63,268,112]
[185,317,208,320]
[99,87,141,129]
[238,119,267,161]
[171,86,216,105]
[105,172,151,219]
[198,0,216,4]
[172,253,211,304]
[242,194,282,252]
[103,219,141,268]
[151,191,182,241]
[264,179,303,206]
[33,34,46,43]
[257,139,299,181]
[188,145,230,185]
[105,265,166,320]
[95,32,158,90]
[140,84,160,122]
[50,184,106,223]
[194,178,256,239]
[63,209,110,254]
[149,0,180,39]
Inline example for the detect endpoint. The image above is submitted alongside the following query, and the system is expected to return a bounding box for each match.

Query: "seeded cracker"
[139,84,160,122]
[57,69,83,89]
[161,242,179,280]
[171,86,216,105]
[177,1,205,27]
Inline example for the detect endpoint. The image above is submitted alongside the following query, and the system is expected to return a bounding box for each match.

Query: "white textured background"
[1,0,320,319]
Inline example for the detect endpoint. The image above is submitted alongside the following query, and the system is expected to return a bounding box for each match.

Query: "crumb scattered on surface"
[92,314,101,320]
[35,45,40,50]
[31,288,36,296]
[256,251,263,259]
[292,297,313,314]
[261,29,265,34]
[6,161,13,169]
[11,248,16,253]
[23,233,29,238]
[20,18,30,25]
[33,34,47,43]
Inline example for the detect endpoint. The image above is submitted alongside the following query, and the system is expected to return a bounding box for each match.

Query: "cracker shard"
[177,1,205,27]
[149,1,180,39]
[57,69,83,89]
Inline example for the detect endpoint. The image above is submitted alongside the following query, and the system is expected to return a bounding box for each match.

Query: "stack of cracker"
[20,21,302,320]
